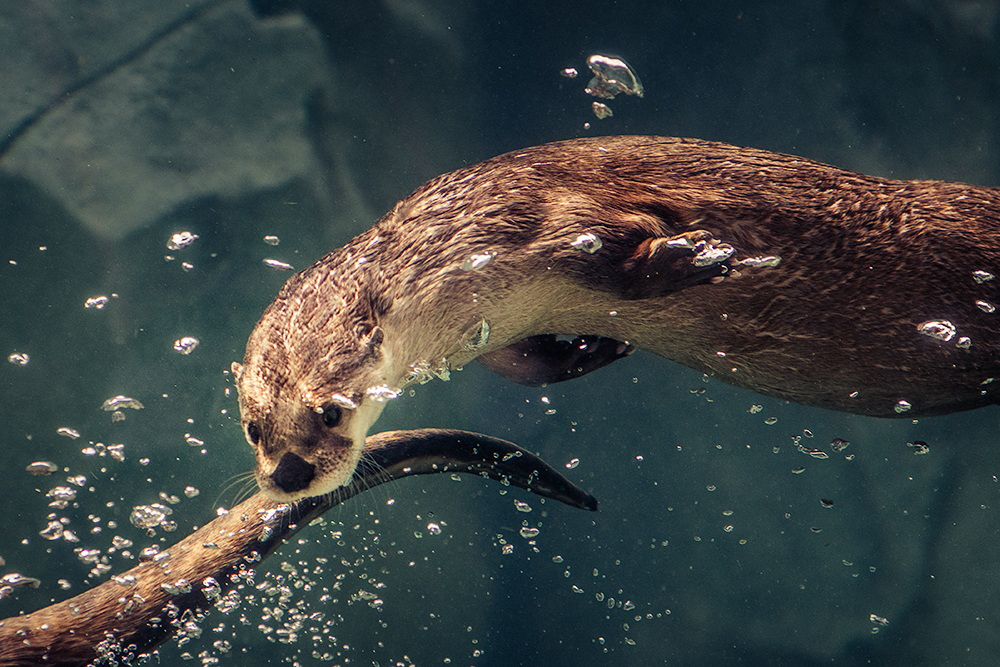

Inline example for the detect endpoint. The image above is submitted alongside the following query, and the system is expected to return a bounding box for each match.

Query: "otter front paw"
[478,335,634,386]
[619,230,734,299]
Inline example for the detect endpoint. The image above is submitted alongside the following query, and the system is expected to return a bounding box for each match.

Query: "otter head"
[233,308,390,502]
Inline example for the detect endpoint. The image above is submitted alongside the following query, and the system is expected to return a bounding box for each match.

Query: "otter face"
[232,324,390,502]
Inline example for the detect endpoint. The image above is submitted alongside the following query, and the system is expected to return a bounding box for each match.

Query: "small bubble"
[565,458,580,469]
[916,320,956,342]
[514,500,532,513]
[907,440,931,455]
[520,527,540,538]
[972,270,995,283]
[791,467,806,474]
[84,296,110,310]
[748,404,763,414]
[161,579,192,595]
[366,384,401,402]
[101,395,144,411]
[830,438,850,452]
[46,486,77,508]
[7,352,29,366]
[0,573,40,590]
[764,417,778,425]
[894,400,912,414]
[184,434,205,447]
[184,486,200,498]
[736,255,781,268]
[591,102,613,119]
[263,259,294,271]
[130,503,173,530]
[870,613,889,626]
[263,235,281,246]
[166,231,199,250]
[173,337,200,355]
[585,54,644,99]
[560,67,578,79]
[461,251,496,271]
[976,300,996,313]
[570,233,603,253]
[427,523,442,536]
[25,461,58,475]
[820,498,835,508]
[40,520,64,540]
[956,336,972,349]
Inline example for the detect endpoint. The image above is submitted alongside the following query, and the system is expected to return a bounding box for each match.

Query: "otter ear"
[231,361,243,381]
[362,325,384,359]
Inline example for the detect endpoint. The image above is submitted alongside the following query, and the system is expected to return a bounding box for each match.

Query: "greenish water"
[2,1,999,665]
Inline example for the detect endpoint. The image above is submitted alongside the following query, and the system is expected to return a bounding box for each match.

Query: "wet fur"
[237,135,1000,500]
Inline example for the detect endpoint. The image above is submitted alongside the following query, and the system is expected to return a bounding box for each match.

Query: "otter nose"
[270,452,316,494]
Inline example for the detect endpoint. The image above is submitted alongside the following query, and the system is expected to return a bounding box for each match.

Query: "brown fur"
[236,136,1000,500]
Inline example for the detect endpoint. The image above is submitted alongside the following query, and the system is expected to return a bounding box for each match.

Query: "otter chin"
[235,135,1000,501]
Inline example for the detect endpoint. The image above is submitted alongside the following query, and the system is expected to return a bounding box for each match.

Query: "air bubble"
[366,385,401,402]
[976,300,996,313]
[101,395,144,411]
[25,461,58,475]
[972,270,995,283]
[263,259,294,271]
[84,296,110,310]
[7,352,29,366]
[585,54,644,99]
[894,400,912,414]
[173,337,200,355]
[565,458,580,469]
[830,438,850,452]
[130,503,173,530]
[571,233,603,253]
[263,235,281,246]
[166,231,199,250]
[461,252,496,271]
[916,320,956,342]
[591,102,613,119]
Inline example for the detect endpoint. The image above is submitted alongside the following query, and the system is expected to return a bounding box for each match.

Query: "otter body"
[234,136,1000,501]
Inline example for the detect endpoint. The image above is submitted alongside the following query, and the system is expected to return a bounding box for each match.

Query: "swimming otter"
[234,135,1000,501]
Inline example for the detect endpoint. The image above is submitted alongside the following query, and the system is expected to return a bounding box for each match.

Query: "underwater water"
[1,1,1000,665]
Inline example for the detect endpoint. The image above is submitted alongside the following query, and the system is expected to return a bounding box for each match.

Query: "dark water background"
[1,1,999,664]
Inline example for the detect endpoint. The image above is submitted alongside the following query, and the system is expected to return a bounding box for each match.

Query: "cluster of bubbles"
[560,54,644,125]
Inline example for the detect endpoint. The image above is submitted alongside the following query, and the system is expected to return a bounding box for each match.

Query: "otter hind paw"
[478,334,634,386]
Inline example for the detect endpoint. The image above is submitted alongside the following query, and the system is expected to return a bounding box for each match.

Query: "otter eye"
[246,421,261,445]
[321,405,343,428]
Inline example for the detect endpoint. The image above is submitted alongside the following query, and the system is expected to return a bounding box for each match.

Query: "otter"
[233,135,1000,502]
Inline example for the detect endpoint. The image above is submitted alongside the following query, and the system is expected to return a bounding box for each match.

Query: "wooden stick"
[0,429,596,666]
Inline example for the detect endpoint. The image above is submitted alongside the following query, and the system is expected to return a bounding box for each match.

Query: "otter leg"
[479,335,634,386]
[618,230,734,299]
